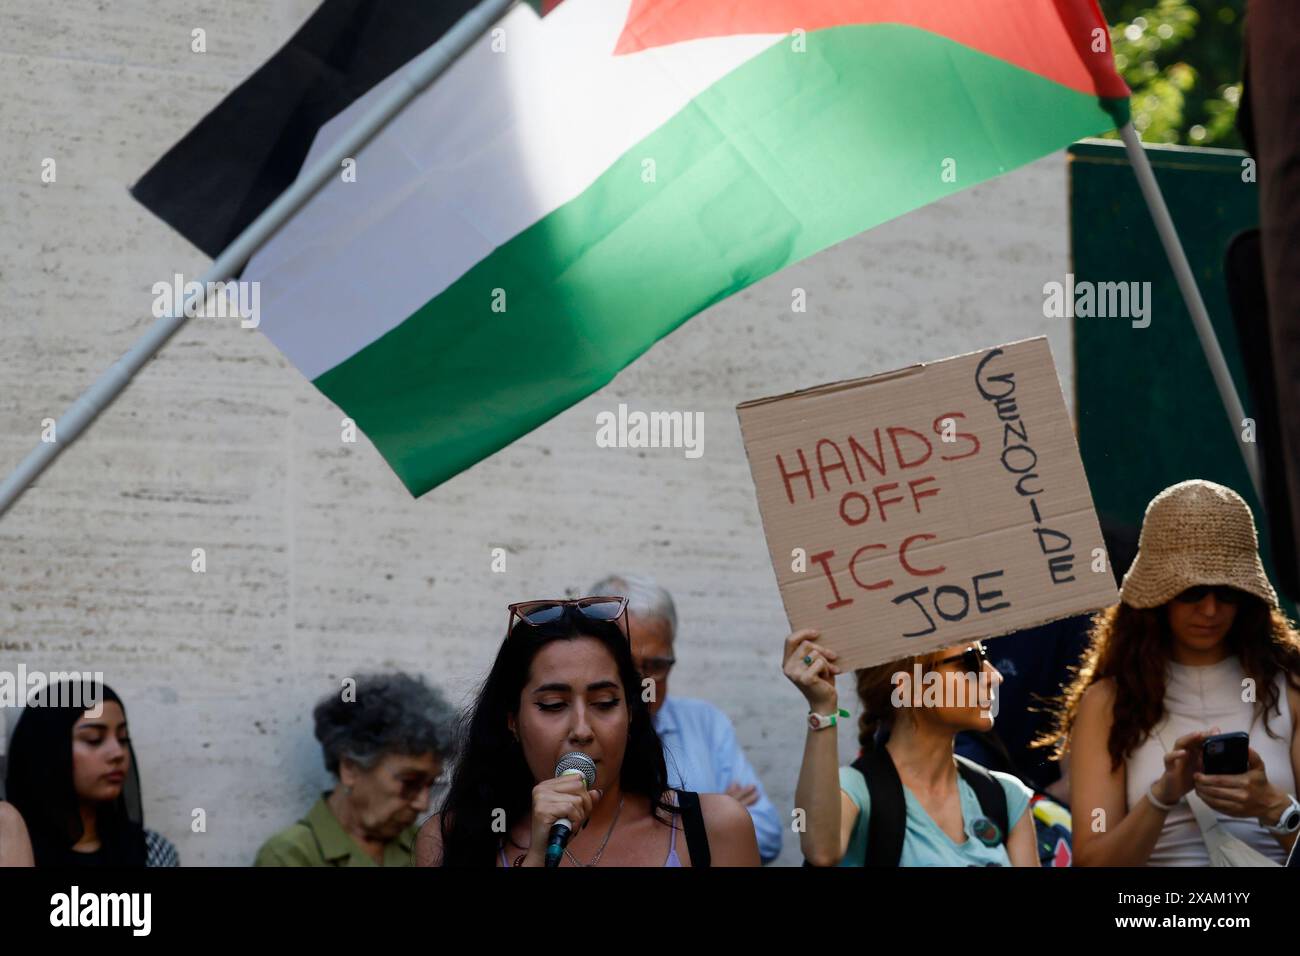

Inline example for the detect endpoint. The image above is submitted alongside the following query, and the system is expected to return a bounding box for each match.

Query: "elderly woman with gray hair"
[591,574,783,862]
[255,673,455,866]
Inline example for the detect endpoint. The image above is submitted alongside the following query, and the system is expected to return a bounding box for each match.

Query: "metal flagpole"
[0,0,518,519]
[1118,121,1264,502]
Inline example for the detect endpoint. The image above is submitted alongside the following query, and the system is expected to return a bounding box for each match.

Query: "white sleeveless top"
[1124,656,1295,866]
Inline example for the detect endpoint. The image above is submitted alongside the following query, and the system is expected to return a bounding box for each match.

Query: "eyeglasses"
[507,596,629,636]
[1173,585,1241,605]
[636,656,676,680]
[395,772,445,801]
[935,643,988,674]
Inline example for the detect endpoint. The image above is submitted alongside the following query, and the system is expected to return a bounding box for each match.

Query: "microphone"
[545,751,597,868]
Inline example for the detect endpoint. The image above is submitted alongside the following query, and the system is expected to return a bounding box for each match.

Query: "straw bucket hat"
[1119,479,1278,609]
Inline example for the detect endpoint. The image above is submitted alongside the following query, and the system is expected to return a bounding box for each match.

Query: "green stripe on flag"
[314,23,1128,496]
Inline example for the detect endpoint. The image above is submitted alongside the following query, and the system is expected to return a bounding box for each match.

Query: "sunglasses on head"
[935,642,988,673]
[1172,585,1241,605]
[507,596,629,636]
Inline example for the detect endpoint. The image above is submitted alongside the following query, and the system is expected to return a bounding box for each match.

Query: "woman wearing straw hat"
[1043,479,1300,866]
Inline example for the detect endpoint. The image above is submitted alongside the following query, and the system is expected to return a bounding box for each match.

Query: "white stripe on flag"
[244,0,783,380]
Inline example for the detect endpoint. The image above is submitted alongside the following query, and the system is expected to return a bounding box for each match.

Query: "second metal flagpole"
[1118,122,1264,502]
[0,0,517,519]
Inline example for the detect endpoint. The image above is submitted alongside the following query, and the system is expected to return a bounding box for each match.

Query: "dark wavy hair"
[437,607,674,866]
[1039,595,1300,770]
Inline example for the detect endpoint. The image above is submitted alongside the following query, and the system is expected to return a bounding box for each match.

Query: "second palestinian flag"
[137,0,1129,496]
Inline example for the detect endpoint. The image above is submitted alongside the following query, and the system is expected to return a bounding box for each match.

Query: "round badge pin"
[970,816,1002,848]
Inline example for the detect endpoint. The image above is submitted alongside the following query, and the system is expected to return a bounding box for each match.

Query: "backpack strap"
[851,748,906,867]
[954,755,1009,845]
[674,789,711,868]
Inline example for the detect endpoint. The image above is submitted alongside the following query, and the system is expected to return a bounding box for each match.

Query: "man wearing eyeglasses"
[590,574,782,863]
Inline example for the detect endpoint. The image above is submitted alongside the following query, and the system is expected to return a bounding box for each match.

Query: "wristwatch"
[1265,794,1300,835]
[808,708,849,731]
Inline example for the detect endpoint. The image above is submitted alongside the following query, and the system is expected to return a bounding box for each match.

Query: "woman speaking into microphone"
[417,596,759,867]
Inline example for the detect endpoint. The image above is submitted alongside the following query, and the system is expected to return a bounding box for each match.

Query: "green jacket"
[254,794,418,867]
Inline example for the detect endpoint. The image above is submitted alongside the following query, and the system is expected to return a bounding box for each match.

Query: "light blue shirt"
[653,695,782,863]
[837,764,1032,867]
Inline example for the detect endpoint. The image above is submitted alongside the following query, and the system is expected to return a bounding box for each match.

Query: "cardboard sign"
[737,338,1116,670]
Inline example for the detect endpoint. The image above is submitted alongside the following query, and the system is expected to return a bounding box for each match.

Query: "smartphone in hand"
[1201,731,1250,775]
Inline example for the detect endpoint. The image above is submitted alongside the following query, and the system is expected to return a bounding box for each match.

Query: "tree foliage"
[1100,0,1244,147]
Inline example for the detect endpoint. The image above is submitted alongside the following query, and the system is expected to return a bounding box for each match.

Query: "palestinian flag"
[135,0,1129,497]
[132,0,485,259]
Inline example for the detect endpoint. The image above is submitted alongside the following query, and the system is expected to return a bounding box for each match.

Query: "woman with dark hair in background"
[255,672,454,866]
[417,596,759,867]
[1045,480,1300,866]
[5,681,178,867]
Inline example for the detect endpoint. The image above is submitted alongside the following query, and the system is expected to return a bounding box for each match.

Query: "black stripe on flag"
[131,0,481,260]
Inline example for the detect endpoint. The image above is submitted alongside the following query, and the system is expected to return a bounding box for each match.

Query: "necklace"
[564,796,623,867]
[508,796,626,867]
